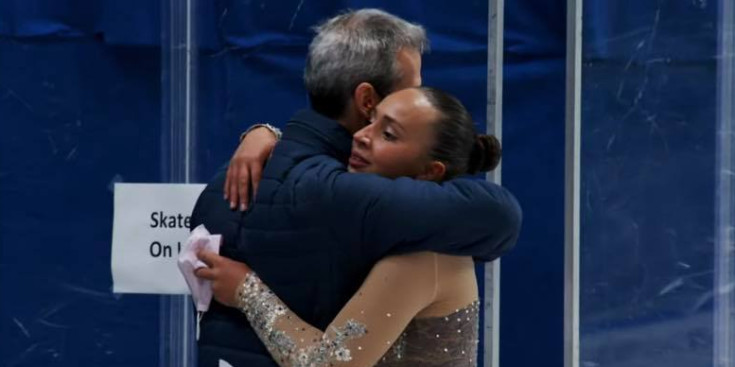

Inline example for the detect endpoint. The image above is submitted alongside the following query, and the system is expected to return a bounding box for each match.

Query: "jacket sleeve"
[319,165,523,262]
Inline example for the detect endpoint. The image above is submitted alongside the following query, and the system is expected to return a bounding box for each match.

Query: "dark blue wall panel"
[0,39,162,366]
[500,0,567,365]
[579,1,719,365]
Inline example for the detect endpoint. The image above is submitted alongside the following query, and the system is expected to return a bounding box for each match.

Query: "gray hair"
[304,9,428,119]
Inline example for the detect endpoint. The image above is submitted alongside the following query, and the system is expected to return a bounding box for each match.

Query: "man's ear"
[353,82,379,120]
[417,161,447,182]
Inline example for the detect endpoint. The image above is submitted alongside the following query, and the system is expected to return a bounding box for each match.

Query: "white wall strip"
[160,0,198,366]
[715,1,734,366]
[484,0,504,366]
[564,0,582,366]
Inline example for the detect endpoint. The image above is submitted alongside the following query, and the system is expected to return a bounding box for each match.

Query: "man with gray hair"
[224,8,426,206]
[191,9,520,367]
[301,8,426,130]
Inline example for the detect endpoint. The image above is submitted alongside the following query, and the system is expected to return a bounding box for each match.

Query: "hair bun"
[468,134,502,174]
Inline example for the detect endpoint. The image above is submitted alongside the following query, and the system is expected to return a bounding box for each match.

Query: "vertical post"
[715,1,734,366]
[565,0,582,366]
[160,0,198,366]
[484,0,504,366]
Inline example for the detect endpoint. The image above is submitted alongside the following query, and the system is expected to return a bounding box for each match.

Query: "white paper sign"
[112,183,206,294]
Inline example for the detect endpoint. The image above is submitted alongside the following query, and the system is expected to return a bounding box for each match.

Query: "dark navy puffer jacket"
[190,109,522,367]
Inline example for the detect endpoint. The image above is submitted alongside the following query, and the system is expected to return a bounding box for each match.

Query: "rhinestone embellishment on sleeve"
[236,272,368,367]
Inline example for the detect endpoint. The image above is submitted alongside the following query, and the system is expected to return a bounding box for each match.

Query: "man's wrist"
[239,123,282,142]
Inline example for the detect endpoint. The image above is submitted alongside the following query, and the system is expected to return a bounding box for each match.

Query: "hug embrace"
[187,8,521,367]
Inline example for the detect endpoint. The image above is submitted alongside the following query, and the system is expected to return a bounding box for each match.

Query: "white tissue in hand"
[178,224,221,312]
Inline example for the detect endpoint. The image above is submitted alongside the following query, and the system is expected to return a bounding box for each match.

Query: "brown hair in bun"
[468,134,502,174]
[418,87,502,180]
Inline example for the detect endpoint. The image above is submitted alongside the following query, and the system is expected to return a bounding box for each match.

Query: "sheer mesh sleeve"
[235,252,438,367]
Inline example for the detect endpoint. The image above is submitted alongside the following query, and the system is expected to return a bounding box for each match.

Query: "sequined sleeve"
[235,252,439,367]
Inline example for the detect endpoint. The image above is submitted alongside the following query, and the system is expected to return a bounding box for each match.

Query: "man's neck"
[336,109,363,135]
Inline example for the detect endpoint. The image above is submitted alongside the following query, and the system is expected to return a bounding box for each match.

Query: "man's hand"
[195,251,252,307]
